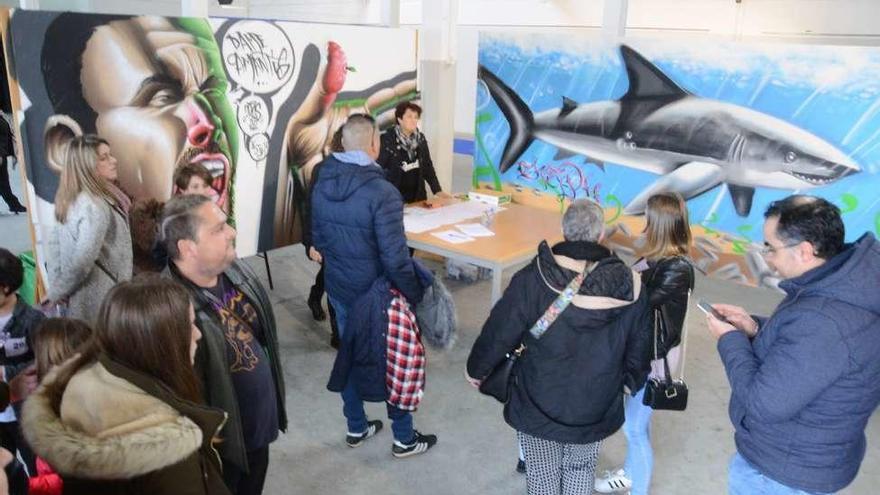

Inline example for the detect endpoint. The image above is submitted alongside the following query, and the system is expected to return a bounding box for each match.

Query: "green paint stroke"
[472,125,503,191]
[736,225,753,235]
[475,112,494,124]
[840,193,858,214]
[604,194,622,224]
[731,239,749,255]
[875,211,880,235]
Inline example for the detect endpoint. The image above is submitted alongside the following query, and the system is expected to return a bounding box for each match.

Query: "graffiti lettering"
[222,21,294,94]
[226,32,290,83]
[517,159,600,201]
[236,95,270,136]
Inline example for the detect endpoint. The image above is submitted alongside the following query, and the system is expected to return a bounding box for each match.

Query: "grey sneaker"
[391,430,437,458]
[346,420,383,448]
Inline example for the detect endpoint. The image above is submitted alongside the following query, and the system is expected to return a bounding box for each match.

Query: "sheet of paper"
[404,201,496,233]
[431,229,475,244]
[455,223,495,237]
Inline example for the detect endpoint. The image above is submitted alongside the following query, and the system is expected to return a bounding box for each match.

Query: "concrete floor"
[252,245,880,495]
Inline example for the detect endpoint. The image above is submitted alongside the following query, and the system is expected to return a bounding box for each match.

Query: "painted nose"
[184,99,215,148]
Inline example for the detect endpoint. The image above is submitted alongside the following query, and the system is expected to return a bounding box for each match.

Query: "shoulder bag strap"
[528,260,596,340]
[678,289,691,381]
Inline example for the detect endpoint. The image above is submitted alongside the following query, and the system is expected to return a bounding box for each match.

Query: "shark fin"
[560,96,578,118]
[623,161,722,216]
[727,185,755,217]
[553,148,578,161]
[619,45,690,100]
[478,65,536,173]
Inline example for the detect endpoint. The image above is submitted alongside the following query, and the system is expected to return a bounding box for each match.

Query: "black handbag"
[479,259,593,403]
[642,291,691,411]
[478,343,525,403]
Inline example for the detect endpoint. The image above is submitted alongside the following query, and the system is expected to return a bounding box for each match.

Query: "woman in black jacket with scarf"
[594,192,695,495]
[377,102,450,204]
[466,199,652,495]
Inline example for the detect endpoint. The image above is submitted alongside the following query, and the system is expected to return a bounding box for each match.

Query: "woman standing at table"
[378,102,451,203]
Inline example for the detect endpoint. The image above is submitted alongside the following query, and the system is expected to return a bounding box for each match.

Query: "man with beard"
[160,194,287,495]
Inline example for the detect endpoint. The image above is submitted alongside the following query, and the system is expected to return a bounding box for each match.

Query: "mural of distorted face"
[42,14,236,214]
[10,10,418,259]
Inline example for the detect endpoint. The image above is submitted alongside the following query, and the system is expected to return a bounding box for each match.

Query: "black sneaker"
[346,420,383,448]
[516,459,526,474]
[392,430,437,458]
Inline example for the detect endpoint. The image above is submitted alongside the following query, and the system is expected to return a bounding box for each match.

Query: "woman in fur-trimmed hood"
[21,277,230,495]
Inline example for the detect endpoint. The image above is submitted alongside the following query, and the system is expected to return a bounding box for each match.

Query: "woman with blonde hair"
[22,276,230,495]
[47,134,132,323]
[595,192,695,495]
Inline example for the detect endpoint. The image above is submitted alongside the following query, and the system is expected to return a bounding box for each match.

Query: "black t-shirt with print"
[207,274,279,451]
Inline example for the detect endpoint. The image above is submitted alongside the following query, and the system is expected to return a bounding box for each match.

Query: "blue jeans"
[728,453,834,495]
[330,296,414,443]
[623,386,654,495]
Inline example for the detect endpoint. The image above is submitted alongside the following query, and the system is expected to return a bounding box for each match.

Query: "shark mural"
[479,46,860,217]
[475,34,879,287]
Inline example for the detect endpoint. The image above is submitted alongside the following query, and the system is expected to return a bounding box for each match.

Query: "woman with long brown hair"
[22,276,230,495]
[595,192,695,495]
[46,134,132,323]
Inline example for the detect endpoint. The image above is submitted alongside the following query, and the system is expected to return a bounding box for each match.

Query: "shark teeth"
[791,171,834,185]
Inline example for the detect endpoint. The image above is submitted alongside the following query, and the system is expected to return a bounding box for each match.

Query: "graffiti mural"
[475,33,880,287]
[7,10,417,270]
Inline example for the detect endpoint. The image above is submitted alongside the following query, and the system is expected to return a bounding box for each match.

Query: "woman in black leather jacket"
[595,192,695,495]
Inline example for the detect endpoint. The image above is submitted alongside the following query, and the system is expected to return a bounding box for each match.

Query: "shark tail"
[478,65,535,173]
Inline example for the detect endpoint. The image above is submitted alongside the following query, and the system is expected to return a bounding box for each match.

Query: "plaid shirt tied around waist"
[386,289,426,411]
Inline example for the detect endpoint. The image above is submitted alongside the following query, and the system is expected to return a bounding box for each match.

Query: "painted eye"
[785,151,798,163]
[149,89,178,108]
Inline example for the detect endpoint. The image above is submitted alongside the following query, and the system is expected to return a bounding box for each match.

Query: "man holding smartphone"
[705,195,880,495]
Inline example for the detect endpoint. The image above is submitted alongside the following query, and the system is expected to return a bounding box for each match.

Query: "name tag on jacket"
[401,160,420,172]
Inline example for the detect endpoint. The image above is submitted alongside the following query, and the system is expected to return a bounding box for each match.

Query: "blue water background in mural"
[475,34,880,242]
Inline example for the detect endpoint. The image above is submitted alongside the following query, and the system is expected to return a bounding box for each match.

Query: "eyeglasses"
[759,241,801,256]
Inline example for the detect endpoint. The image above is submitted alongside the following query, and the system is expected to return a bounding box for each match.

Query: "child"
[28,317,93,495]
[0,248,43,474]
[173,162,214,197]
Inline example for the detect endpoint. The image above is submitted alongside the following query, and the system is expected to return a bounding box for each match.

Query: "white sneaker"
[594,468,632,493]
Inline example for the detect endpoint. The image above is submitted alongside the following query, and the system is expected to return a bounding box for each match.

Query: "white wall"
[249,0,379,24]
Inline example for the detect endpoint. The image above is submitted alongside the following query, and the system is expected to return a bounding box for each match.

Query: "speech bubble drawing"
[248,133,270,161]
[222,21,294,94]
[237,95,270,136]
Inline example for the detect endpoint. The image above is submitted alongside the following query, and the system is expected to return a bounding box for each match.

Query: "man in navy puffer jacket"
[707,195,880,494]
[311,114,434,457]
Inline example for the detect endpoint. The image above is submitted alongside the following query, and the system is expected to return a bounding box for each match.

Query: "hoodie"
[718,233,880,493]
[467,240,652,444]
[310,153,423,308]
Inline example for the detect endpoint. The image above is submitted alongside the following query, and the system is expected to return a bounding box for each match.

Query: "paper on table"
[455,223,495,237]
[431,229,475,244]
[404,201,496,233]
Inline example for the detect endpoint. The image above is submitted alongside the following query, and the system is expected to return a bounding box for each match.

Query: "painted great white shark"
[478,45,860,216]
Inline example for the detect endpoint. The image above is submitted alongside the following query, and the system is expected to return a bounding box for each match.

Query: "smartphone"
[697,299,729,323]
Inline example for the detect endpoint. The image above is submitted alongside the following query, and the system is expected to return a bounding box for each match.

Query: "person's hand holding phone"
[712,303,759,337]
[698,299,755,339]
